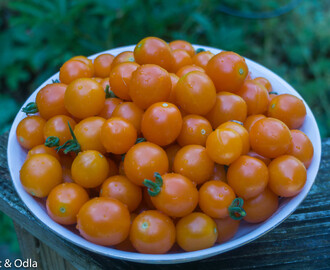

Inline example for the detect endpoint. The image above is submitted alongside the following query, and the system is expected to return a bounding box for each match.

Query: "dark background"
[0,0,329,259]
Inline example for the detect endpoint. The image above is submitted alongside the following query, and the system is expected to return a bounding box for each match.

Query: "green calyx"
[55,122,81,154]
[22,102,38,115]
[135,137,146,144]
[228,197,246,220]
[195,48,205,54]
[143,172,163,197]
[52,79,60,83]
[45,136,60,147]
[269,91,278,95]
[105,85,117,98]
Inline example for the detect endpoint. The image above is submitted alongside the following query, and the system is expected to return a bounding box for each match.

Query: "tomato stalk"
[55,122,81,154]
[22,102,38,115]
[143,172,163,197]
[228,198,246,220]
[44,136,60,147]
[269,91,278,95]
[195,48,205,54]
[105,85,117,99]
[135,137,146,144]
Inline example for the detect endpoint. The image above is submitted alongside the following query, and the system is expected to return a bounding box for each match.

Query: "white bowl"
[7,45,322,264]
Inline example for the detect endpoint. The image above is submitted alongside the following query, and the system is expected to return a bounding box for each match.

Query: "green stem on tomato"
[105,85,117,98]
[55,122,81,154]
[44,136,60,147]
[143,172,163,197]
[22,102,38,115]
[228,197,246,220]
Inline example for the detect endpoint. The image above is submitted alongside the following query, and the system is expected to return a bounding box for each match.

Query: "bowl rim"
[7,44,322,264]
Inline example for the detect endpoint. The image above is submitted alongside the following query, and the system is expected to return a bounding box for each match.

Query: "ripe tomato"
[217,121,250,155]
[64,78,105,119]
[141,102,182,146]
[199,180,236,218]
[177,115,212,147]
[74,117,106,153]
[210,164,227,182]
[169,40,195,57]
[100,117,137,154]
[246,151,271,166]
[94,53,114,78]
[43,115,76,145]
[176,65,205,78]
[124,142,169,186]
[110,51,135,69]
[71,150,109,188]
[98,97,123,119]
[134,37,174,71]
[287,130,314,168]
[16,116,46,150]
[77,197,130,246]
[243,114,266,133]
[100,175,142,212]
[254,77,272,92]
[165,144,181,172]
[168,73,179,104]
[109,62,140,100]
[112,102,144,134]
[175,71,216,115]
[147,173,198,218]
[170,49,193,73]
[268,155,307,197]
[130,210,175,254]
[129,64,172,109]
[27,144,60,161]
[20,154,62,198]
[173,145,214,185]
[206,92,247,129]
[236,80,269,115]
[46,183,89,225]
[36,83,69,119]
[192,51,214,69]
[267,94,306,129]
[249,117,292,158]
[206,51,248,92]
[227,155,268,200]
[244,188,278,223]
[214,217,240,243]
[206,128,243,165]
[59,59,93,84]
[176,212,218,251]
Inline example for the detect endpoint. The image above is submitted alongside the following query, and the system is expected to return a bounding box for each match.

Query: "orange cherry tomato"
[246,151,271,166]
[134,37,174,71]
[243,114,266,133]
[77,197,131,246]
[100,175,142,212]
[74,117,106,153]
[165,144,181,172]
[46,183,89,225]
[16,116,46,150]
[124,142,169,186]
[217,121,250,155]
[206,51,248,92]
[100,117,137,154]
[244,188,278,223]
[111,51,135,70]
[94,53,115,78]
[109,62,140,100]
[227,155,268,200]
[268,92,278,102]
[168,73,179,104]
[287,130,314,168]
[141,102,182,146]
[71,55,94,75]
[199,180,236,218]
[175,71,216,115]
[27,144,60,161]
[20,154,62,198]
[268,155,307,197]
[170,49,193,74]
[206,128,243,165]
[206,92,247,129]
[71,150,109,188]
[210,164,227,182]
[236,80,269,115]
[169,40,195,57]
[214,217,240,243]
[64,78,105,119]
[100,77,110,90]
[43,115,76,145]
[173,145,214,185]
[254,77,272,92]
[130,210,175,254]
[192,51,214,69]
[176,212,218,251]
[249,117,292,158]
[59,59,93,84]
[98,97,123,119]
[147,173,198,218]
[36,83,69,120]
[268,94,306,129]
[177,114,212,147]
[112,102,144,134]
[129,64,171,109]
[176,64,205,78]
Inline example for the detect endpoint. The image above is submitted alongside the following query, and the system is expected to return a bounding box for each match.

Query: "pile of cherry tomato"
[16,36,314,254]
